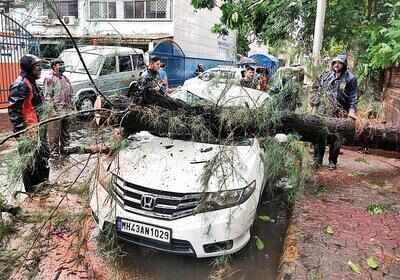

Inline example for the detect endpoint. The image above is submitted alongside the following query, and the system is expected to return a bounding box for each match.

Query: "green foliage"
[255,235,264,250]
[367,203,386,215]
[368,19,400,70]
[367,256,379,269]
[0,249,22,280]
[261,135,311,202]
[4,136,39,187]
[96,223,124,263]
[348,260,362,274]
[191,0,400,71]
[0,220,16,243]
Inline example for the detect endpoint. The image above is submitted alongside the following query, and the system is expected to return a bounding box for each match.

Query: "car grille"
[113,177,203,220]
[117,231,196,256]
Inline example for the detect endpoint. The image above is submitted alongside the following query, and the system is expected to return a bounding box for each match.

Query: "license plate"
[117,218,171,243]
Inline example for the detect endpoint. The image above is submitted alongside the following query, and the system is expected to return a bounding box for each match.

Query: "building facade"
[8,0,236,62]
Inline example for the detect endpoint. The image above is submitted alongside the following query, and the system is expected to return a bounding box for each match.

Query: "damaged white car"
[90,85,270,258]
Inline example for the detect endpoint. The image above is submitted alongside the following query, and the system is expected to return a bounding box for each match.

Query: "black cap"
[20,54,43,74]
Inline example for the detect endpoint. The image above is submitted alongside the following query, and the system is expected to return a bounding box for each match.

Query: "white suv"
[90,86,269,257]
[41,46,146,112]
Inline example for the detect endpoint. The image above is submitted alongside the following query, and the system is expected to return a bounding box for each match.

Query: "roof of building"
[62,45,144,56]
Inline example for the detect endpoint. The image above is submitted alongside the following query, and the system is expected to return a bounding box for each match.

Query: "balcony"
[88,0,172,21]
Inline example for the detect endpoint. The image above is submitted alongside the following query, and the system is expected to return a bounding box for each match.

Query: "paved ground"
[0,109,11,136]
[278,148,400,280]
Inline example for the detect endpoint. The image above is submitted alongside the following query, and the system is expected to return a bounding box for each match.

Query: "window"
[123,0,168,19]
[90,1,116,19]
[135,0,145,18]
[119,56,133,72]
[146,0,167,18]
[44,0,78,18]
[100,56,116,75]
[132,54,145,69]
[124,1,134,19]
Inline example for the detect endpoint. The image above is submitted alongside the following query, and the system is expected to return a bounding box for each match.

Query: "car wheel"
[77,96,95,119]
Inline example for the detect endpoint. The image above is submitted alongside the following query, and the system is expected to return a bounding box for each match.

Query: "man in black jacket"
[311,54,358,169]
[8,54,50,192]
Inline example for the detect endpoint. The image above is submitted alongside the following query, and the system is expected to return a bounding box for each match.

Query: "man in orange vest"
[8,54,50,192]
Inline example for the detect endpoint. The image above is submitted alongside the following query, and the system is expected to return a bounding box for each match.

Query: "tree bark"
[115,93,400,151]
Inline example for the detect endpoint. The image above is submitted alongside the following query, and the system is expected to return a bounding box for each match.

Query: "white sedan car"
[90,86,270,258]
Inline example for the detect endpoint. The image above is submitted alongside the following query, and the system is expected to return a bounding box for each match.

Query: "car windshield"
[59,51,102,75]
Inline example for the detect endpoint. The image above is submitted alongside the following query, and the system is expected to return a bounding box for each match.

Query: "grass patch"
[316,185,329,194]
[367,203,386,215]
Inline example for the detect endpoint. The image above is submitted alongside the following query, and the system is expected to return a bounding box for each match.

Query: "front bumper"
[90,184,259,258]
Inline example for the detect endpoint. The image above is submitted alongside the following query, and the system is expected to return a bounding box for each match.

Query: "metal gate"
[0,11,40,108]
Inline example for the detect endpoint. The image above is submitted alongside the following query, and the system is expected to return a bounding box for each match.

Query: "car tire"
[76,95,95,120]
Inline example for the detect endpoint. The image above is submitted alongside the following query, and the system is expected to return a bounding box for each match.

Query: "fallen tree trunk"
[113,92,400,151]
[276,113,399,151]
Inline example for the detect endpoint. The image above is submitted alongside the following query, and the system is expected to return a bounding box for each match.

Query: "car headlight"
[195,180,256,213]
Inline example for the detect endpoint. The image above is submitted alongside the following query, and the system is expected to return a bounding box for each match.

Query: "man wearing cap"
[8,54,50,192]
[310,54,358,169]
[240,66,258,89]
[44,58,73,156]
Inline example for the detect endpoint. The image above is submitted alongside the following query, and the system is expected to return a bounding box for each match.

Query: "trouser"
[17,128,50,192]
[48,117,70,155]
[313,132,342,165]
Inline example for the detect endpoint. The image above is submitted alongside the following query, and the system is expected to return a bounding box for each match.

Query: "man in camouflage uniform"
[132,56,166,105]
[310,54,358,169]
[240,66,258,89]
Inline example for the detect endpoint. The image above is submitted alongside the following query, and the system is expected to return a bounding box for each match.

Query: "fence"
[0,11,40,108]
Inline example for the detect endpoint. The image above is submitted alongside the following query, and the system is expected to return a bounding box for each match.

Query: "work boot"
[328,161,337,170]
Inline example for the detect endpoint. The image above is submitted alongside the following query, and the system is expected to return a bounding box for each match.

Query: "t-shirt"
[240,78,258,89]
[159,68,167,81]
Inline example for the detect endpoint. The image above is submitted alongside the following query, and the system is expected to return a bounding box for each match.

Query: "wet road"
[0,110,11,135]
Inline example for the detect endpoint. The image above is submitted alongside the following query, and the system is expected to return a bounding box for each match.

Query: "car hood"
[182,80,269,108]
[38,71,91,86]
[63,72,93,83]
[110,132,261,194]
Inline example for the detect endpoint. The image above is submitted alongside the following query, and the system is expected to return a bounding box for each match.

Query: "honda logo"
[141,194,156,210]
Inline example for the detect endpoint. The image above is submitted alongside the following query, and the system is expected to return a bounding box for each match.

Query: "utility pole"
[312,0,327,64]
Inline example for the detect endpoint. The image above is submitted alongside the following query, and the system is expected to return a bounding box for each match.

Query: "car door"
[97,55,119,96]
[117,55,134,95]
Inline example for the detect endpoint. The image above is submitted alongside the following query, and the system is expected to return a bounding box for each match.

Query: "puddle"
[116,197,288,280]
